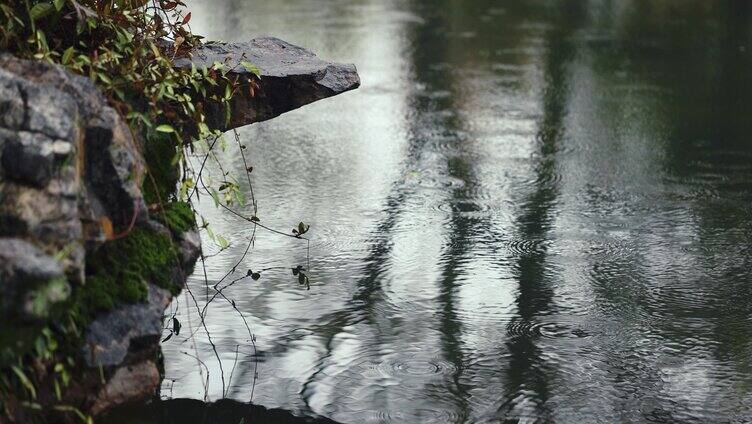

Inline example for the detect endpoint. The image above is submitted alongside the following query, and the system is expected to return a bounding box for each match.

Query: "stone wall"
[0,55,200,419]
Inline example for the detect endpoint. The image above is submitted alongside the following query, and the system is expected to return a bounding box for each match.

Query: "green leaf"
[29,2,54,21]
[155,124,175,133]
[11,366,37,399]
[209,189,221,207]
[54,0,65,11]
[61,46,74,65]
[97,72,112,84]
[240,61,261,77]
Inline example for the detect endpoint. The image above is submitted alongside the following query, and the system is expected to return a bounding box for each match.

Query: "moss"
[72,228,181,322]
[142,132,180,205]
[155,201,196,235]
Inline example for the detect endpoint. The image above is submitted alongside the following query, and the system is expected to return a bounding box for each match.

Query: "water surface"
[162,1,752,422]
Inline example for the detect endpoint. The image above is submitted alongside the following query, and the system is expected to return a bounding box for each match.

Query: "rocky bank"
[0,37,358,421]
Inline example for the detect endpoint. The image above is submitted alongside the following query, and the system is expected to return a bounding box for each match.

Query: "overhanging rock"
[174,37,360,130]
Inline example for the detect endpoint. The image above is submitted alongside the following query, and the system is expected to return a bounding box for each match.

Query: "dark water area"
[156,1,752,422]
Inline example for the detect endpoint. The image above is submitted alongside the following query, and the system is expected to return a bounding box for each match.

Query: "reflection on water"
[161,1,752,422]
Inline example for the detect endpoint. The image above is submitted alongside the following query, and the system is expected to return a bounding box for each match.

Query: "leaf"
[155,124,175,133]
[149,42,161,58]
[209,189,221,207]
[127,112,152,128]
[246,269,253,277]
[298,273,306,285]
[29,3,54,21]
[251,272,260,281]
[217,235,229,249]
[173,36,185,52]
[240,61,261,77]
[11,366,36,399]
[62,46,74,64]
[97,72,112,84]
[54,0,65,11]
[172,317,181,336]
[182,12,191,25]
[161,333,172,343]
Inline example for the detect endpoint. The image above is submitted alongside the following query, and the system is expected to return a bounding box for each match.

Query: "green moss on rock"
[72,228,181,322]
[142,132,180,205]
[156,201,196,234]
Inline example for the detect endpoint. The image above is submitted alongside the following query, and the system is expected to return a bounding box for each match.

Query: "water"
[160,1,752,422]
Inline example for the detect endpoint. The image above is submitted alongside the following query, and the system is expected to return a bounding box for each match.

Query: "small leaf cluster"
[292,221,310,238]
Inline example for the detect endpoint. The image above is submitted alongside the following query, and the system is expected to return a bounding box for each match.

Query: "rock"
[177,228,202,271]
[25,84,79,141]
[90,361,160,417]
[0,54,147,238]
[0,54,107,120]
[0,238,70,322]
[0,71,25,129]
[84,107,147,232]
[174,37,360,130]
[1,130,58,187]
[82,284,172,367]
[0,54,150,284]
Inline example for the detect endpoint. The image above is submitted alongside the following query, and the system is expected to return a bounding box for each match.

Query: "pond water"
[160,1,752,422]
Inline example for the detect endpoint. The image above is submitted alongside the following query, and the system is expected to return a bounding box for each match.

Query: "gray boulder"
[174,37,360,130]
[2,130,59,188]
[83,284,172,367]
